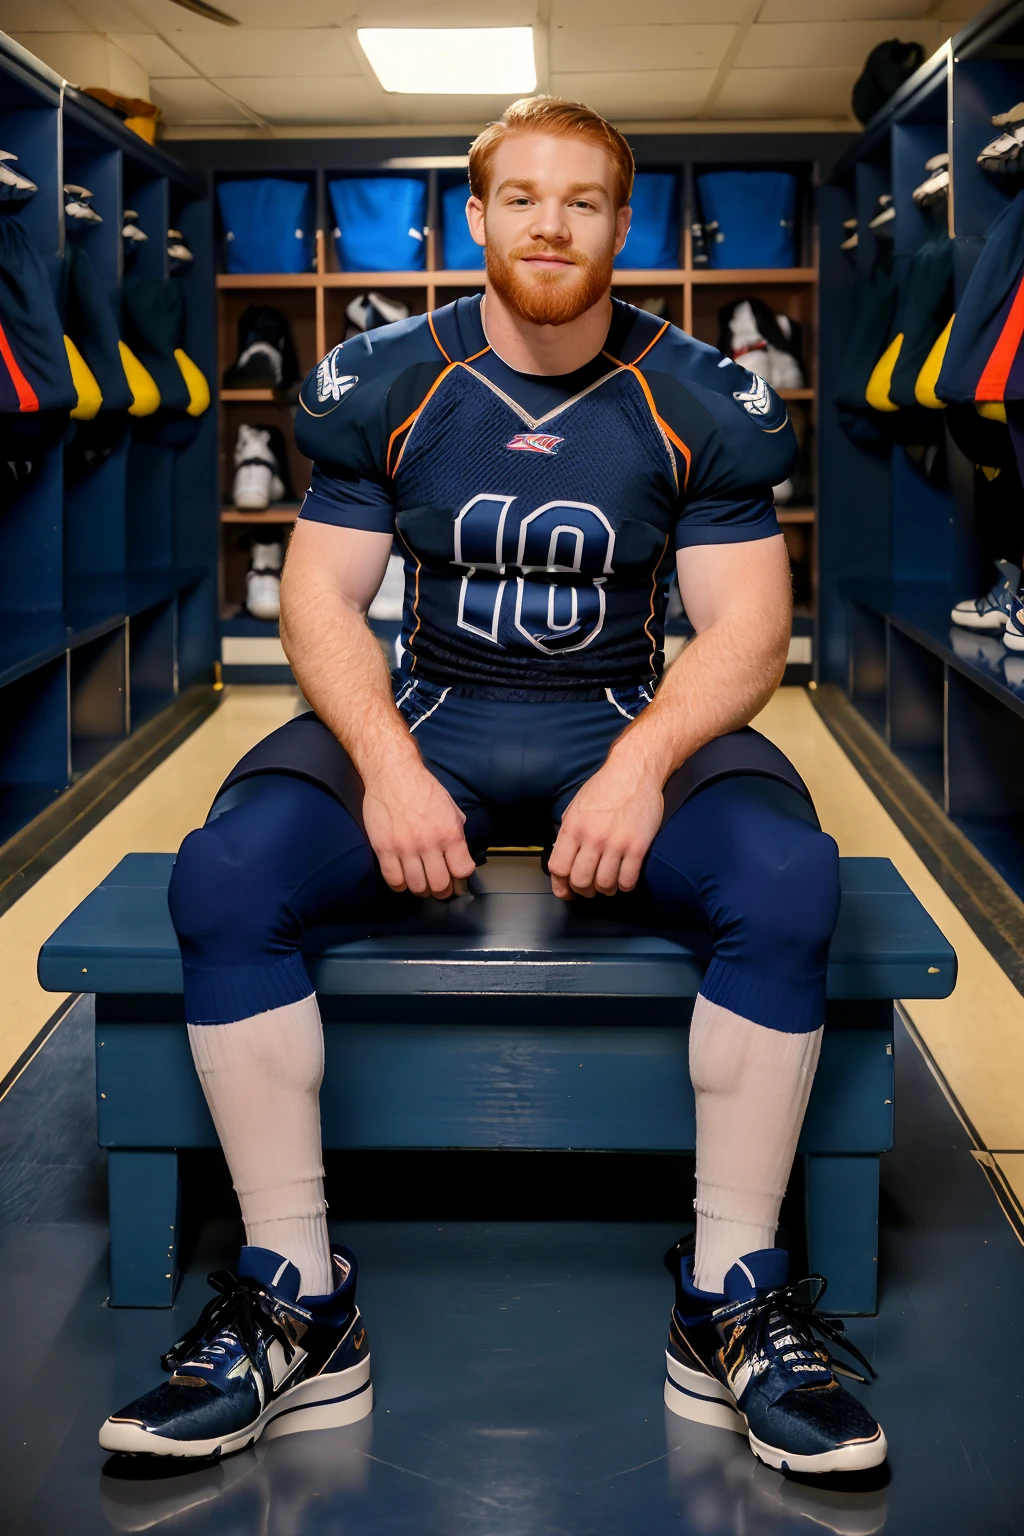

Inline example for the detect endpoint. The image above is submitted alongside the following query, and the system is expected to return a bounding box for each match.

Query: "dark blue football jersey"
[296,295,796,699]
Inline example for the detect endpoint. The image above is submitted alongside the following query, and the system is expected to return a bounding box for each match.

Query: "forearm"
[609,610,788,784]
[280,579,420,784]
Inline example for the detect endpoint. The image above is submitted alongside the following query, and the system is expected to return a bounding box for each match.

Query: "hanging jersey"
[296,295,795,699]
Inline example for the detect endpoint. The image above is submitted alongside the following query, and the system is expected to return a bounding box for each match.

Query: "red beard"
[485,240,614,327]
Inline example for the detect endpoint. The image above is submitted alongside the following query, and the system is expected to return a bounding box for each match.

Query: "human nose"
[528,199,571,244]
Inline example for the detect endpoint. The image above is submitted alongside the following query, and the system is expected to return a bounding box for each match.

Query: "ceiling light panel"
[357,27,536,95]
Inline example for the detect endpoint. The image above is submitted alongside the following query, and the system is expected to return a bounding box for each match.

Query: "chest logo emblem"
[506,432,563,456]
[315,347,358,406]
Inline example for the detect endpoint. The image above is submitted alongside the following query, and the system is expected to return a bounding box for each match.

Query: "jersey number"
[453,494,615,654]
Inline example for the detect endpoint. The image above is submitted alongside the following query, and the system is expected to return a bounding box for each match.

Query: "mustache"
[508,244,588,267]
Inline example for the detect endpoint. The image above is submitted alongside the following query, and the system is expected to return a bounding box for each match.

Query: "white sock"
[690,994,822,1295]
[188,994,333,1297]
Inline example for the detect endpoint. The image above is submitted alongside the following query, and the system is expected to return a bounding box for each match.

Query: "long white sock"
[690,994,822,1295]
[188,994,333,1297]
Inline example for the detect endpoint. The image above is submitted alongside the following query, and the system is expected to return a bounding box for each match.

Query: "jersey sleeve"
[294,316,445,534]
[641,327,798,551]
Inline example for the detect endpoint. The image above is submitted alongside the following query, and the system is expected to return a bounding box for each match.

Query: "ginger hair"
[468,96,635,209]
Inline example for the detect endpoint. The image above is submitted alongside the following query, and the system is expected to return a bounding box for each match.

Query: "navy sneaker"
[99,1245,371,1459]
[1003,589,1024,652]
[951,559,1020,631]
[663,1239,886,1475]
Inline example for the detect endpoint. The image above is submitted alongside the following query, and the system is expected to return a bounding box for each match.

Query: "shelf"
[221,506,300,522]
[216,266,818,290]
[691,267,817,284]
[217,273,319,289]
[778,388,816,400]
[777,507,816,524]
[220,389,278,403]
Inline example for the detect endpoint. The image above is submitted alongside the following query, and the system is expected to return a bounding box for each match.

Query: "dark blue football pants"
[170,691,840,1035]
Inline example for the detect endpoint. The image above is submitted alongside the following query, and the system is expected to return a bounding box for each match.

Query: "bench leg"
[804,1153,879,1316]
[107,1150,181,1308]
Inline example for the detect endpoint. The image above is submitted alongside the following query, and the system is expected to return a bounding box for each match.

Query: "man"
[100,98,885,1475]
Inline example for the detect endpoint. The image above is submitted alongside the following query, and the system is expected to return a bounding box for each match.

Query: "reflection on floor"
[2,995,1023,1536]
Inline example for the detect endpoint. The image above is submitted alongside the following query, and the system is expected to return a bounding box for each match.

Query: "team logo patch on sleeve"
[506,432,564,455]
[300,345,358,417]
[731,371,788,432]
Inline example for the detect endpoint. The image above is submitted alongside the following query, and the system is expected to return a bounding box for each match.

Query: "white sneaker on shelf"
[245,541,284,622]
[232,425,283,511]
[950,559,1020,630]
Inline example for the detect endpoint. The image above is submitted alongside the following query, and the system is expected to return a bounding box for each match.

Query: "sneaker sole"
[950,609,1008,630]
[664,1351,887,1474]
[98,1355,371,1459]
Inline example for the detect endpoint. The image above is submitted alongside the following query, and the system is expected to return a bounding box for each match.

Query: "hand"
[362,764,476,898]
[548,755,664,900]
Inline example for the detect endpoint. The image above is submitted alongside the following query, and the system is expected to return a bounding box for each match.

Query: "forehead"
[488,131,616,196]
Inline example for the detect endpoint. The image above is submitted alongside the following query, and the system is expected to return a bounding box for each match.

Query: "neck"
[480,285,613,376]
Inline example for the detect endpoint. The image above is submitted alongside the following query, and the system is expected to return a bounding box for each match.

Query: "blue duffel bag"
[442,182,485,270]
[616,172,680,269]
[697,171,798,269]
[216,178,314,274]
[330,178,428,272]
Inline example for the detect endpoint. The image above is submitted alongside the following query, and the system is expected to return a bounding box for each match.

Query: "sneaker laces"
[160,1269,296,1376]
[733,1275,876,1386]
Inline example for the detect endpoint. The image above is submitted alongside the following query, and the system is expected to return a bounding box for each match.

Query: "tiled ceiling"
[3,0,990,135]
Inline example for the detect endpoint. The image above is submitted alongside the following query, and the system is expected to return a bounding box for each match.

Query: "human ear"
[613,204,632,258]
[466,195,486,249]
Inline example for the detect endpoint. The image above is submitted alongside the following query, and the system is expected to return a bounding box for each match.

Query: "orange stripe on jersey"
[464,344,491,363]
[0,319,38,411]
[630,319,669,367]
[427,310,452,364]
[623,363,691,492]
[386,362,457,477]
[645,533,671,675]
[977,275,1024,401]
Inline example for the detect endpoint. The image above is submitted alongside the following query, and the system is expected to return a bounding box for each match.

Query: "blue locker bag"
[217,179,314,274]
[442,182,485,270]
[330,178,428,272]
[616,172,679,270]
[697,171,797,269]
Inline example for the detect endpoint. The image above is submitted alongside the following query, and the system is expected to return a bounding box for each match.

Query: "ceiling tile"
[57,0,156,27]
[553,0,749,18]
[221,74,392,125]
[734,20,942,70]
[10,32,108,83]
[109,33,198,78]
[171,28,360,77]
[711,65,859,119]
[121,0,237,32]
[149,76,253,122]
[550,68,716,119]
[551,25,734,74]
[341,1,538,21]
[0,0,90,28]
[931,0,989,17]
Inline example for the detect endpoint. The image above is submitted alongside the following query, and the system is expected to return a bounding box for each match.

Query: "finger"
[445,836,477,880]
[569,843,601,897]
[402,854,430,896]
[616,848,645,892]
[547,827,580,879]
[594,847,623,897]
[550,870,576,901]
[452,876,469,897]
[422,848,454,899]
[376,850,408,893]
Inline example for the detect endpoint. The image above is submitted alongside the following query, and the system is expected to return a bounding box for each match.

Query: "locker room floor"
[2,685,1023,1535]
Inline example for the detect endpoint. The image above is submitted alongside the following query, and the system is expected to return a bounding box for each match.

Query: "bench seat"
[38,852,956,1314]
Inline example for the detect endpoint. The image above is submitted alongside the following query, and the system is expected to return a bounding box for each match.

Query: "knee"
[169,817,297,965]
[715,821,840,973]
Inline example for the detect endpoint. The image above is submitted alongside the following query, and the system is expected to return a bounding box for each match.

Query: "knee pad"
[715,819,841,977]
[169,818,299,967]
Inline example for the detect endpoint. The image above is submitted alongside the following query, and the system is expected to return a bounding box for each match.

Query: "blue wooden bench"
[37,851,956,1315]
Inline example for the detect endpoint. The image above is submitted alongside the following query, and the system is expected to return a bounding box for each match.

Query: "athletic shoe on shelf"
[64,183,102,225]
[663,1237,887,1475]
[0,150,36,202]
[167,228,193,274]
[950,558,1020,630]
[223,305,300,395]
[245,540,284,622]
[98,1245,371,1460]
[723,299,805,391]
[911,153,950,206]
[232,424,286,510]
[1003,589,1024,651]
[344,291,409,339]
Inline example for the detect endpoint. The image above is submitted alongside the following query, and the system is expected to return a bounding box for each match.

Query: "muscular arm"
[279,519,475,897]
[548,534,792,899]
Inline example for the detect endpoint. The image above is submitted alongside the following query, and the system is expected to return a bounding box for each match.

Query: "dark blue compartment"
[616,172,679,270]
[0,95,61,287]
[329,177,427,272]
[129,599,175,728]
[217,177,314,274]
[65,428,129,590]
[61,138,121,302]
[0,657,68,840]
[0,446,65,615]
[69,624,127,779]
[441,180,483,270]
[697,170,798,269]
[122,172,169,282]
